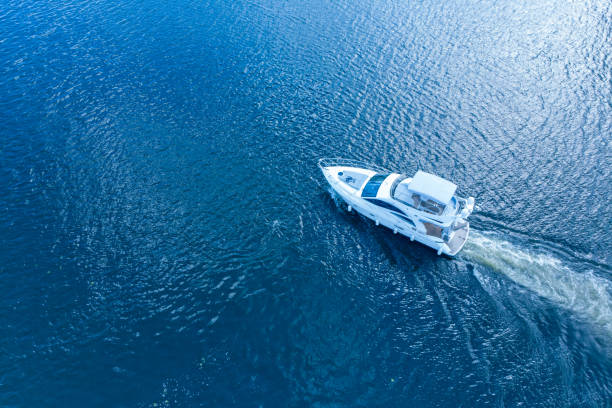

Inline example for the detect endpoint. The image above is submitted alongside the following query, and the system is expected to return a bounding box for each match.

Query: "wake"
[462,230,612,337]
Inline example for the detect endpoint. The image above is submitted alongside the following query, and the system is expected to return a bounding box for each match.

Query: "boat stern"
[442,222,470,256]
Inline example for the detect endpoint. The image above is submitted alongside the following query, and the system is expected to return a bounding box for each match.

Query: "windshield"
[361,174,388,198]
[390,175,408,198]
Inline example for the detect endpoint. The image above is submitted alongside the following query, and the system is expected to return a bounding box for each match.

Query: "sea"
[1,0,611,406]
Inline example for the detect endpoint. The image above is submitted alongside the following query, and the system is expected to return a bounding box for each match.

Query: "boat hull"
[321,162,469,256]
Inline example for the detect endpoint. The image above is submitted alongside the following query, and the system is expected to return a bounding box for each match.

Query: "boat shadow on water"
[321,188,437,260]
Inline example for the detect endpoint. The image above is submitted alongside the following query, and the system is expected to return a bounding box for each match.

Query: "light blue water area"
[1,0,611,406]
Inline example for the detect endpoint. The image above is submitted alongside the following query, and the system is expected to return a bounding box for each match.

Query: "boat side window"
[390,176,407,198]
[392,213,415,226]
[422,221,443,238]
[421,199,444,215]
[365,198,405,215]
[361,174,388,198]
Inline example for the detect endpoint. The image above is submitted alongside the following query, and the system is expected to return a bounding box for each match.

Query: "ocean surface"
[1,0,611,406]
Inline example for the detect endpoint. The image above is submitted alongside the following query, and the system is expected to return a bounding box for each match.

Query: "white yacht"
[319,158,475,256]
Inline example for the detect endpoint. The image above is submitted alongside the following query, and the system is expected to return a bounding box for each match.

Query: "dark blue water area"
[1,0,611,406]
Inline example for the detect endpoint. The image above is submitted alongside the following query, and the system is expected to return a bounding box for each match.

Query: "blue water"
[1,0,611,406]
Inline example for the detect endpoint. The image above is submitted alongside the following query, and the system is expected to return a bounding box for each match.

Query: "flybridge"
[407,171,457,205]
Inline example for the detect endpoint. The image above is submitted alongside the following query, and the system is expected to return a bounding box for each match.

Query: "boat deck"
[447,223,469,255]
[338,169,369,190]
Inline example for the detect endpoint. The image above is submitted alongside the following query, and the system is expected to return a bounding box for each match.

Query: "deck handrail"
[318,157,392,174]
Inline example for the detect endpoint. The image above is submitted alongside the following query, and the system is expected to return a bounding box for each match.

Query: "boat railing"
[318,157,392,174]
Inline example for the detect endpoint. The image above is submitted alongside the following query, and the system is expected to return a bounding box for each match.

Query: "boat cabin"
[392,171,456,216]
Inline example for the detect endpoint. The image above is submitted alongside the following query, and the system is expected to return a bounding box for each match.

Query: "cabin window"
[422,221,443,238]
[361,174,388,198]
[392,213,416,226]
[365,198,405,214]
[399,193,445,215]
[390,176,408,198]
[420,199,444,215]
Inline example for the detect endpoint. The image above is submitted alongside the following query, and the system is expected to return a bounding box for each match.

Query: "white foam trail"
[462,231,612,337]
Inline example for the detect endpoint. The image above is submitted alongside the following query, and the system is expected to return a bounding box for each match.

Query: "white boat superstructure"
[319,158,475,256]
